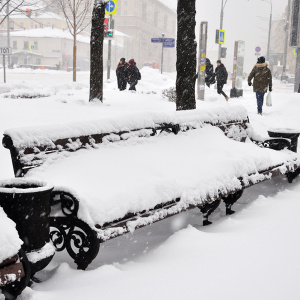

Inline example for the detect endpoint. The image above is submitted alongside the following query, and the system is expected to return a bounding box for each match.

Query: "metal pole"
[197,22,208,100]
[107,15,113,80]
[3,55,6,83]
[266,1,272,62]
[218,0,224,60]
[282,0,291,78]
[294,47,300,93]
[161,33,164,74]
[6,2,10,66]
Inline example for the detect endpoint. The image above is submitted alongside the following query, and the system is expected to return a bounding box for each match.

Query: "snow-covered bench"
[0,207,30,299]
[3,106,300,270]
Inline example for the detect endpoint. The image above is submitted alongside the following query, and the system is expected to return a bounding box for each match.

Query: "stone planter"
[0,179,55,275]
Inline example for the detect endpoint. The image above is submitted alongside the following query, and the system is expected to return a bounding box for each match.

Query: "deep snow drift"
[0,67,300,299]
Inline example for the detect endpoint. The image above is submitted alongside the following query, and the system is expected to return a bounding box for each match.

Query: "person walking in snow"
[126,59,141,91]
[205,58,215,88]
[215,60,229,101]
[248,56,272,115]
[116,58,128,91]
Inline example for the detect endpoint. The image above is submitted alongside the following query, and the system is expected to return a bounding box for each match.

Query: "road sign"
[0,47,12,55]
[30,45,36,51]
[151,38,175,47]
[219,30,225,44]
[163,39,175,48]
[151,38,163,43]
[105,0,117,15]
[255,46,261,53]
[295,48,298,55]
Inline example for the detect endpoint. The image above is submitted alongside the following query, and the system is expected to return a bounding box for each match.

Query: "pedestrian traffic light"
[104,30,114,38]
[104,18,109,31]
[26,8,32,17]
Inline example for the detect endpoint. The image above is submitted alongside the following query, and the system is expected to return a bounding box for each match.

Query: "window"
[24,41,29,50]
[34,41,38,50]
[47,23,51,27]
[24,58,28,65]
[124,10,127,16]
[31,23,34,29]
[13,41,17,49]
[9,21,14,30]
[36,58,41,65]
[40,23,43,28]
[20,22,24,29]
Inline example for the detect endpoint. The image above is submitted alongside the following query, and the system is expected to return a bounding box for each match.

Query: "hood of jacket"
[254,63,268,68]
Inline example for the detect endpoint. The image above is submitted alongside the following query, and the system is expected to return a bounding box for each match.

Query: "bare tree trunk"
[176,0,197,111]
[73,36,77,82]
[73,1,76,82]
[89,2,106,101]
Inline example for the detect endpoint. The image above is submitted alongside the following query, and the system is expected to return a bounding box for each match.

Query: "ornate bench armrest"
[251,138,291,151]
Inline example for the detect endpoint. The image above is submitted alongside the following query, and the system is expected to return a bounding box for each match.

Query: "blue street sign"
[151,38,175,45]
[255,46,261,53]
[151,38,163,43]
[106,0,115,13]
[163,41,175,48]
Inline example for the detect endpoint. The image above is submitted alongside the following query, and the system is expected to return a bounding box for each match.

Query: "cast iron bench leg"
[199,199,221,226]
[222,189,244,215]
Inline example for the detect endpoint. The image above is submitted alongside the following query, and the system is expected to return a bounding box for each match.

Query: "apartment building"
[114,0,177,72]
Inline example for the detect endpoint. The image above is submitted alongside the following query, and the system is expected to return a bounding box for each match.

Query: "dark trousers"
[256,92,265,113]
[217,82,228,99]
[129,80,137,91]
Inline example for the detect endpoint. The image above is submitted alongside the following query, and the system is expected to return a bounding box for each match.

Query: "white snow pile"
[26,125,300,229]
[5,105,248,149]
[0,207,22,264]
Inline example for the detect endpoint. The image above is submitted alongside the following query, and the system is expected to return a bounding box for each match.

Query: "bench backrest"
[2,109,249,177]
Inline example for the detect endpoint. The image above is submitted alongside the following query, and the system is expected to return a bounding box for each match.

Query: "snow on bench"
[0,207,28,298]
[3,105,300,269]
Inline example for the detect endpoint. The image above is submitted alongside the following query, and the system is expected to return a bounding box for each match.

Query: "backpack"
[137,69,141,80]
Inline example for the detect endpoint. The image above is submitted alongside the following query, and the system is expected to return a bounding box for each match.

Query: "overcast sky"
[162,0,288,72]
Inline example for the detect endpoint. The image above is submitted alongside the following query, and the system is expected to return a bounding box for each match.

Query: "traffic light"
[26,8,32,17]
[104,18,109,31]
[104,30,114,38]
[104,18,114,38]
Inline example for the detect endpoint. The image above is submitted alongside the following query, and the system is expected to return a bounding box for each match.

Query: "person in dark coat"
[205,58,215,88]
[126,59,141,91]
[248,56,272,115]
[215,59,229,100]
[116,58,128,91]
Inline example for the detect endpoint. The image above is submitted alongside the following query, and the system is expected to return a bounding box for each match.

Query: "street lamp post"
[261,0,273,62]
[282,0,291,79]
[218,0,227,60]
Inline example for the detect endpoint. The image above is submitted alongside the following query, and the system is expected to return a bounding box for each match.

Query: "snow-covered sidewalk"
[1,68,300,299]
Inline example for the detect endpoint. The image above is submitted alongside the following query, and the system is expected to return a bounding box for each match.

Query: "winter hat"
[257,56,265,64]
[128,59,135,65]
[120,57,125,63]
[217,60,221,64]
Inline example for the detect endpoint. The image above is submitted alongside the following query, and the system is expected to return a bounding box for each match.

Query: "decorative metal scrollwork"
[51,191,79,217]
[251,138,291,151]
[50,217,100,270]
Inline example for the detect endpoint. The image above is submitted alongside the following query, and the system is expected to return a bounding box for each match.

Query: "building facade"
[114,0,177,72]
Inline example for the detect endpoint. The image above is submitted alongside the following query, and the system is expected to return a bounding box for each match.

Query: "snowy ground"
[0,68,300,299]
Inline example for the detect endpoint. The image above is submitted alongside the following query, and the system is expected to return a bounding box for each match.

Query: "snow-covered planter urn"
[0,179,55,275]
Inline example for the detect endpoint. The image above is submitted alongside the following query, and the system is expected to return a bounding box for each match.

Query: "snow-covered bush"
[162,87,177,102]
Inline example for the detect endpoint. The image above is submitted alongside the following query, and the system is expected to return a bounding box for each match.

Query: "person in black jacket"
[126,59,141,91]
[215,60,229,101]
[116,58,128,91]
[205,58,215,88]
